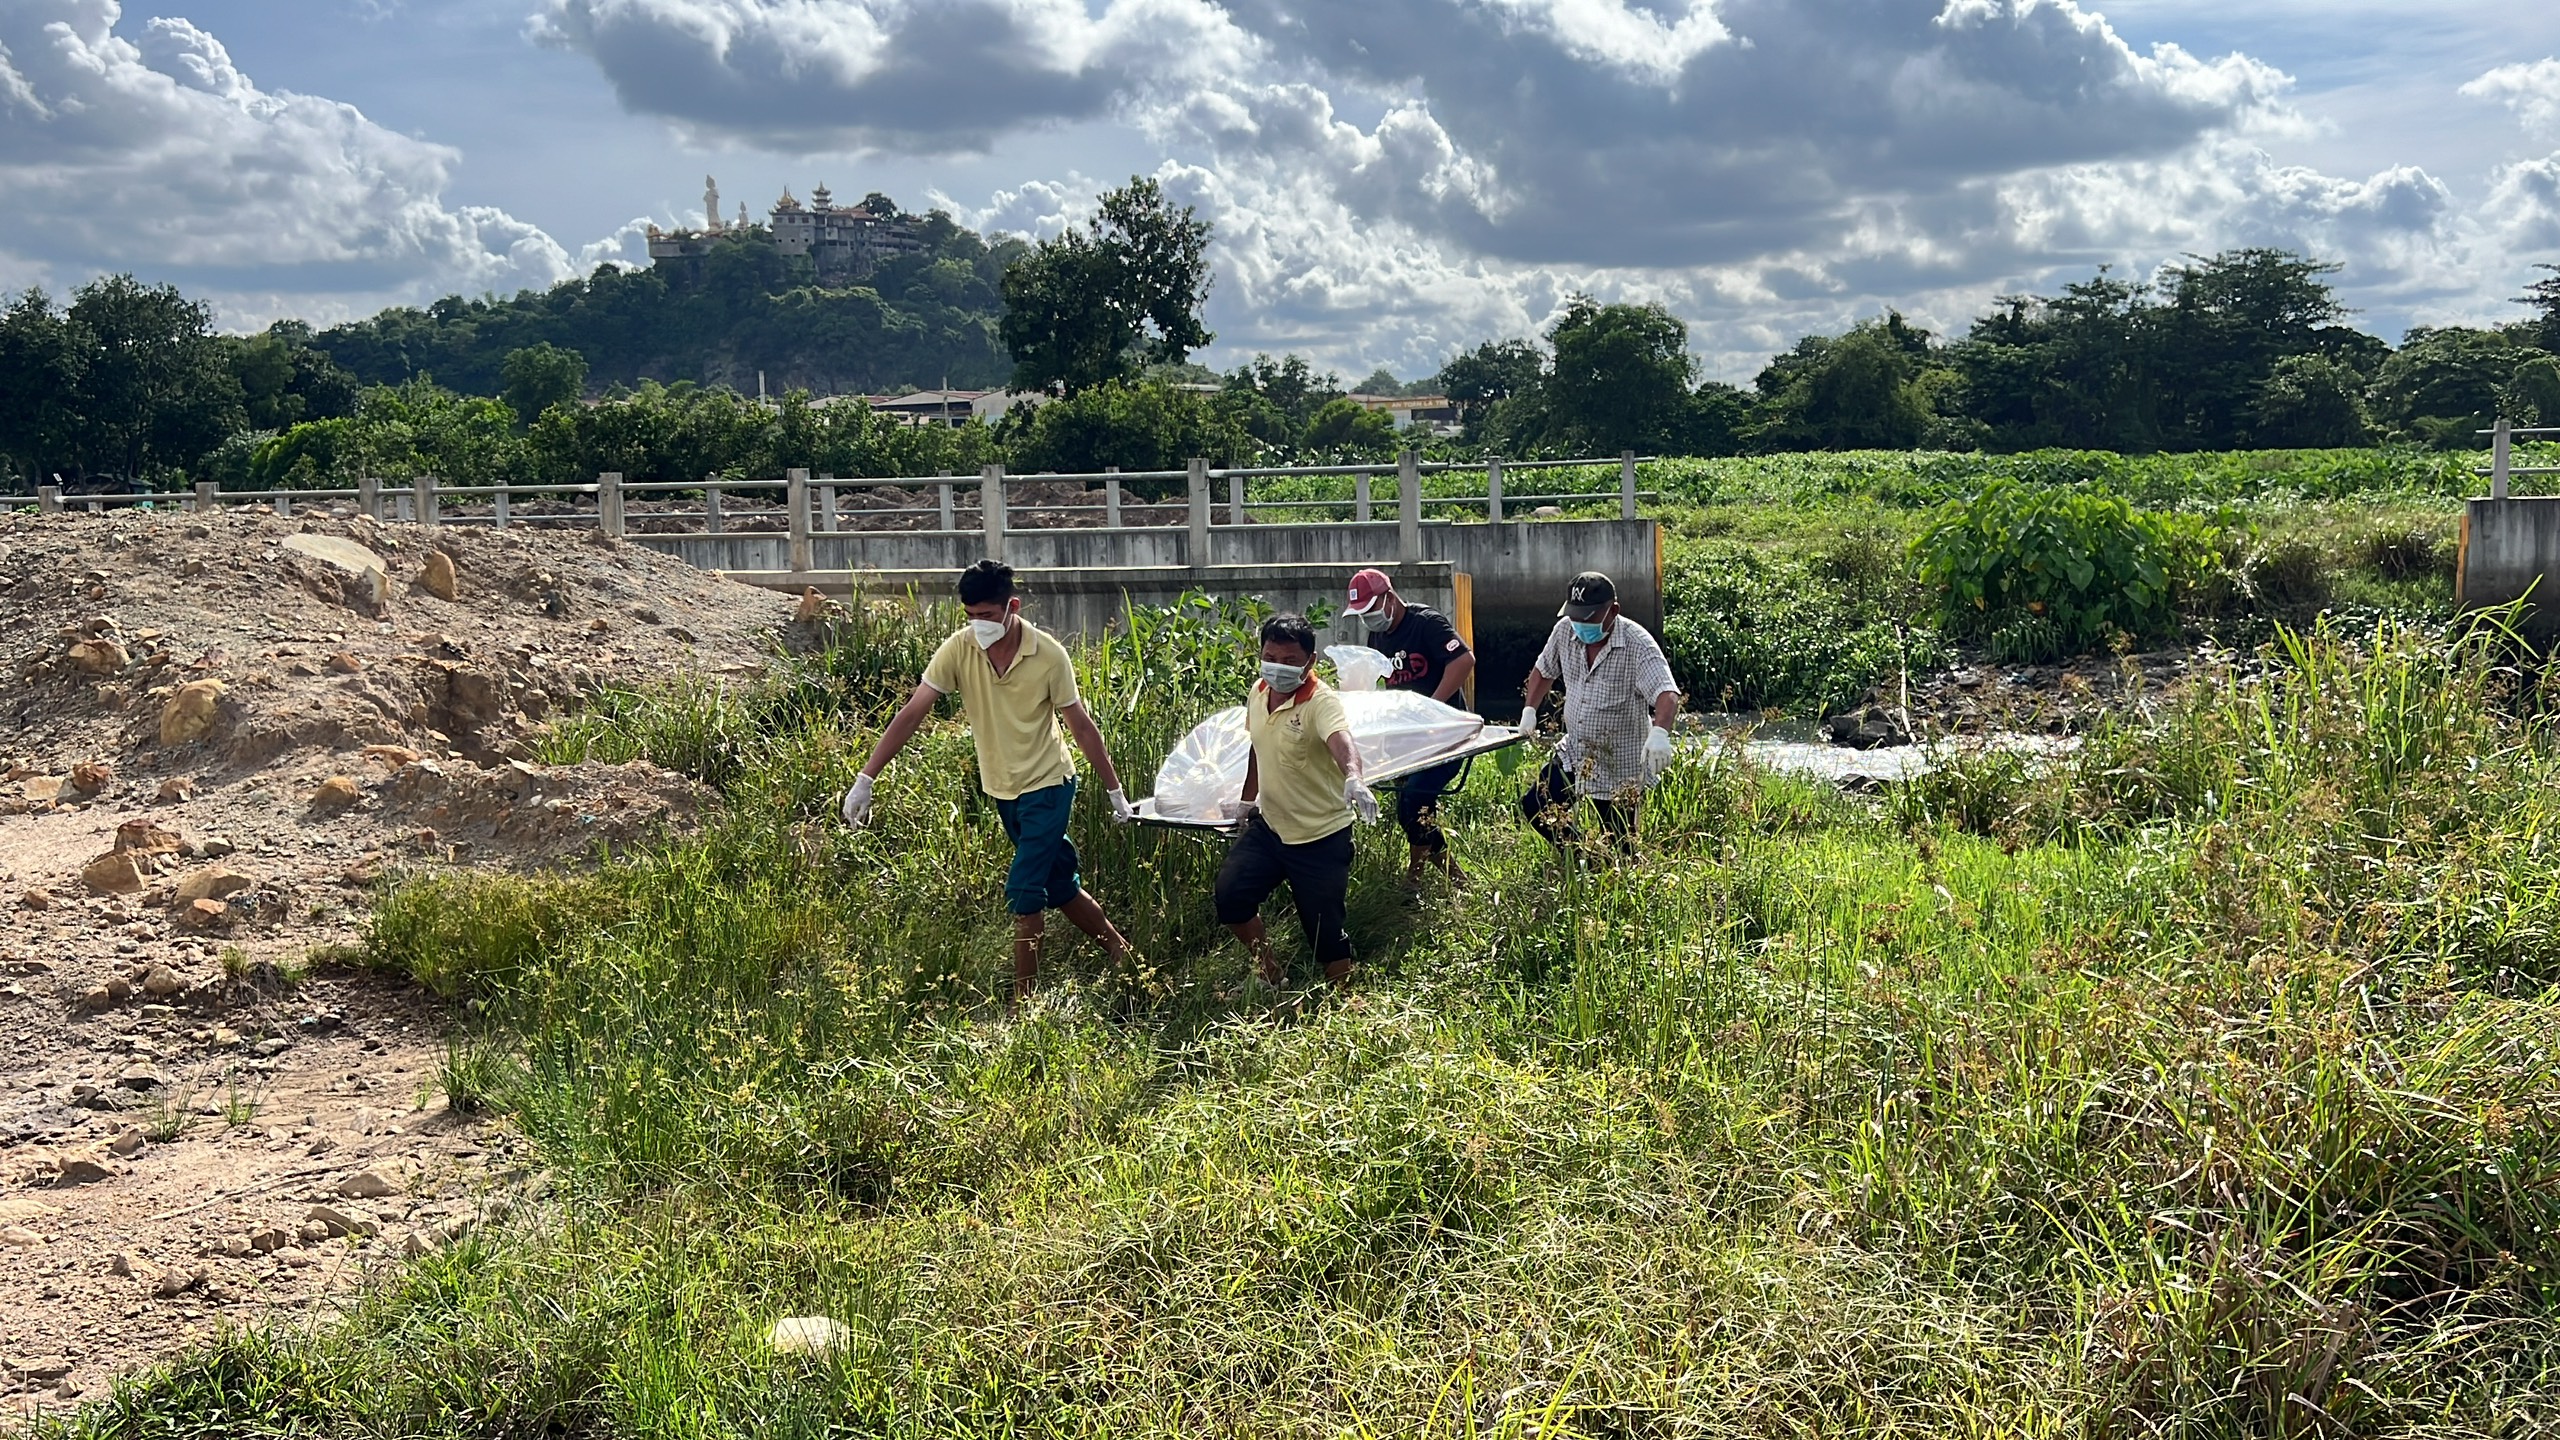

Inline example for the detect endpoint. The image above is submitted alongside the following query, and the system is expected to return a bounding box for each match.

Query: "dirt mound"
[0,507,794,1410]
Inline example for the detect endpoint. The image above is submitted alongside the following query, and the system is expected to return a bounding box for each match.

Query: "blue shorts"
[994,778,1083,916]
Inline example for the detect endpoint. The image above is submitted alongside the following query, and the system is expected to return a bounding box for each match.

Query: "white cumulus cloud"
[0,0,624,323]
[2464,57,2560,139]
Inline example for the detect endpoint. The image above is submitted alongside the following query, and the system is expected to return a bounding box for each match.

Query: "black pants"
[1519,756,1638,852]
[1214,818,1355,966]
[1396,758,1465,855]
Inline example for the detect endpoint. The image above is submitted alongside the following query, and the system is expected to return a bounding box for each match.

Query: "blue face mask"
[1570,619,1607,644]
[1260,660,1307,691]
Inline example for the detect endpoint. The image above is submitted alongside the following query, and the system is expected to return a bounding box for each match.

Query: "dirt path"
[0,507,803,1411]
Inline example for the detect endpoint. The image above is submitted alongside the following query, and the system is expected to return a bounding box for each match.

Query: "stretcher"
[1130,723,1529,833]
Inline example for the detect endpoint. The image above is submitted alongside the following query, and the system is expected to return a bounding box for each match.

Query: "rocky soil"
[0,507,797,1413]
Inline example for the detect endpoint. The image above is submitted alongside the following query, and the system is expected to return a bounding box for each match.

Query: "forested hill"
[312,210,1025,398]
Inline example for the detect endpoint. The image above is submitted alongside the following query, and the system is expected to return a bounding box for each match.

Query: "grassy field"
[59,557,2560,1437]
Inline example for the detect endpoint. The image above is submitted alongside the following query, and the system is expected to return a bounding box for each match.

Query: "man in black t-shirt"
[1343,568,1477,888]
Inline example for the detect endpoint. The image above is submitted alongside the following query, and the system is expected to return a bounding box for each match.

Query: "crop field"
[54,540,2560,1437]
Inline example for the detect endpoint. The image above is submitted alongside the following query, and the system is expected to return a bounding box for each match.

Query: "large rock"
[80,849,149,895]
[303,1203,379,1238]
[68,639,129,675]
[158,680,226,746]
[310,775,363,812]
[282,534,390,610]
[53,1155,114,1185]
[69,761,113,795]
[173,865,251,905]
[334,1169,398,1200]
[115,819,181,855]
[421,549,459,600]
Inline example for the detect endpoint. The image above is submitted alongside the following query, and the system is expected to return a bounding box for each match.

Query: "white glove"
[1643,725,1674,782]
[1343,774,1381,825]
[1223,796,1260,824]
[840,773,875,829]
[1107,787,1137,824]
[1517,705,1538,737]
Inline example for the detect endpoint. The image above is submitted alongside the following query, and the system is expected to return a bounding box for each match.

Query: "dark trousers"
[1214,818,1355,966]
[1395,758,1465,855]
[1519,757,1637,852]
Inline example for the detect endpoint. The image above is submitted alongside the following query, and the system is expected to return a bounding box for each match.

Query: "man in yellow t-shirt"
[1216,613,1380,990]
[841,560,1137,1006]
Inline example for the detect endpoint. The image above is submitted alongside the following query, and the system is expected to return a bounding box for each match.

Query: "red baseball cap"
[1345,568,1394,616]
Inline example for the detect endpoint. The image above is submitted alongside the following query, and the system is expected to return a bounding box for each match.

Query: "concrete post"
[2493,419,2513,501]
[1620,450,1638,520]
[787,468,811,572]
[818,476,838,535]
[1228,470,1247,526]
[1355,471,1372,524]
[982,464,1008,562]
[1187,457,1211,571]
[1486,456,1504,524]
[194,480,217,515]
[493,486,509,529]
[599,472,625,539]
[37,485,61,514]
[357,475,379,520]
[1106,467,1123,528]
[274,492,292,518]
[936,470,954,531]
[394,492,412,523]
[414,475,438,528]
[1397,449,1422,563]
[703,477,723,535]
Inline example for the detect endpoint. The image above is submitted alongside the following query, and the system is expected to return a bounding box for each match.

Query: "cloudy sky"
[2,0,2557,382]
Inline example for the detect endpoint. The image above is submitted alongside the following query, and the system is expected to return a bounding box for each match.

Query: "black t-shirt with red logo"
[1371,604,1470,701]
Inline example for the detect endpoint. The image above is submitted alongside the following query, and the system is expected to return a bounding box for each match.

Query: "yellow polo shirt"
[921,623,1079,800]
[1245,679,1353,845]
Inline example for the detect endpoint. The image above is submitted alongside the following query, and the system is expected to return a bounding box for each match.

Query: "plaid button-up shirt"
[1535,617,1680,798]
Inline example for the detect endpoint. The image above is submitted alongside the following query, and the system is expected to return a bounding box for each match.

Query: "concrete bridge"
[30,452,1663,710]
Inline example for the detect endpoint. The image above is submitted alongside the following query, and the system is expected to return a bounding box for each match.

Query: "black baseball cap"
[1558,571,1616,620]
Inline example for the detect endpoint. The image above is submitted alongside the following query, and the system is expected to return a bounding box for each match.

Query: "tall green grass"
[64,603,2560,1439]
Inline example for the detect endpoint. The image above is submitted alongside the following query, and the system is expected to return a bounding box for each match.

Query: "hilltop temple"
[645,177,925,283]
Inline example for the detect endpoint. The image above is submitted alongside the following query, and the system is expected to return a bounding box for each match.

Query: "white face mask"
[968,617,1009,650]
[1260,660,1307,691]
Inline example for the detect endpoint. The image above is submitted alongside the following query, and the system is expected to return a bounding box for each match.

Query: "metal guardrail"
[2477,420,2560,498]
[14,452,1658,570]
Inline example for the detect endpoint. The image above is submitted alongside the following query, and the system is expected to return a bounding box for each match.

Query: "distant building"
[852,389,1044,427]
[646,177,926,284]
[1349,394,1461,431]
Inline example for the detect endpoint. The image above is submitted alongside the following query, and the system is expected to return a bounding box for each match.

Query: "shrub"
[1660,541,1940,715]
[2243,537,2332,610]
[2355,526,2450,582]
[1912,480,2225,654]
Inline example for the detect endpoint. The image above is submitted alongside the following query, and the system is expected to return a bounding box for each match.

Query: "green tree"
[1220,354,1342,454]
[501,343,590,428]
[1298,397,1397,457]
[2519,263,2560,353]
[66,275,244,485]
[1000,177,1214,396]
[0,288,82,489]
[1001,379,1250,478]
[1541,296,1695,454]
[1436,339,1545,436]
[2509,354,2560,427]
[2153,249,2351,447]
[2369,327,2518,447]
[1749,314,1940,451]
[2253,355,2373,448]
[227,322,358,432]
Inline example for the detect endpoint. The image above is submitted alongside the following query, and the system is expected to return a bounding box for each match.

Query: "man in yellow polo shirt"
[842,559,1137,1006]
[1216,612,1380,990]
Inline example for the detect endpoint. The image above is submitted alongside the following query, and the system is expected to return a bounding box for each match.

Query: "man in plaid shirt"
[1517,571,1681,850]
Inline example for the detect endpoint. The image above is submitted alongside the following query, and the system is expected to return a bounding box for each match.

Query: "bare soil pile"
[0,507,794,1410]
